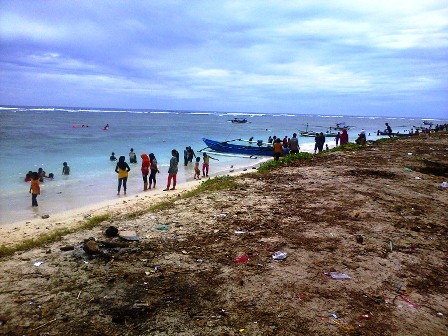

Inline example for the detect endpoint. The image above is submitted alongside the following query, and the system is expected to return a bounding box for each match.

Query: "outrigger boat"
[299,130,338,138]
[334,122,354,130]
[298,123,338,138]
[201,138,273,157]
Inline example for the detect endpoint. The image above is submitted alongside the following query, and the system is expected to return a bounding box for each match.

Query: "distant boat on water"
[228,117,248,124]
[334,122,354,130]
[299,123,338,137]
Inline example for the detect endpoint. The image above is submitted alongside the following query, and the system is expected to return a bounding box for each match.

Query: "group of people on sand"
[24,162,70,207]
[111,147,218,195]
[268,134,301,160]
[268,128,353,159]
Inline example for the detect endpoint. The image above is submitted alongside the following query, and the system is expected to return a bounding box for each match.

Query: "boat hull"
[202,138,274,156]
[300,132,338,138]
[377,131,410,137]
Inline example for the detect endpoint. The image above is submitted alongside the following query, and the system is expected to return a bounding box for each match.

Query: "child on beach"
[164,149,179,191]
[29,172,40,207]
[141,153,150,191]
[115,156,131,195]
[62,162,70,175]
[194,157,201,179]
[148,153,159,189]
[202,152,218,177]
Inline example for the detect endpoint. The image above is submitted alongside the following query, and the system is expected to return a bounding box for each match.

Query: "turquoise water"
[0,106,442,225]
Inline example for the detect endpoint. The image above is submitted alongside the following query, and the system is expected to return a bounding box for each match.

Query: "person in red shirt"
[141,153,150,191]
[339,128,349,145]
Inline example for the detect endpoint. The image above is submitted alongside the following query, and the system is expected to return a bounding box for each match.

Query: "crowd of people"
[109,146,219,195]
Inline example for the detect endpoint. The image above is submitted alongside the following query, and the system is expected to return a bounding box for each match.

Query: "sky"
[0,1,447,118]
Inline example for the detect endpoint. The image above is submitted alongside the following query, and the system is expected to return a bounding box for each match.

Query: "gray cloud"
[0,0,447,117]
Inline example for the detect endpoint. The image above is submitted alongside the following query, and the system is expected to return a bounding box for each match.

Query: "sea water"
[0,106,443,225]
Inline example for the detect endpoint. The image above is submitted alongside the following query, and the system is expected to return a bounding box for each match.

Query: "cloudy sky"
[1,1,447,118]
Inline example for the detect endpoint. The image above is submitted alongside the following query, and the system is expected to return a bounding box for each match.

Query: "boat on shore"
[201,138,274,157]
[376,131,411,137]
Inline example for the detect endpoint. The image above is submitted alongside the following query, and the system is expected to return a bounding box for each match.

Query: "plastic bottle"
[329,272,351,279]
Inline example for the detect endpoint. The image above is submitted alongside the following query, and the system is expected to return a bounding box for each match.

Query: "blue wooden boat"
[201,138,274,156]
[376,131,410,137]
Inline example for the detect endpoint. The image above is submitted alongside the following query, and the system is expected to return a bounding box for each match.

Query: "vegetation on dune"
[257,142,363,172]
[149,175,239,212]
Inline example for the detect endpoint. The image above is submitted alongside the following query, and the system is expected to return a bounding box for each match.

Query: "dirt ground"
[0,134,447,336]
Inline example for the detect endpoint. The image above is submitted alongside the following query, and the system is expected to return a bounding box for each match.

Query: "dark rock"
[83,240,101,255]
[105,226,119,237]
[60,245,75,251]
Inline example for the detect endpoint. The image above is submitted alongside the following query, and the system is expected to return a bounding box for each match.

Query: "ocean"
[0,106,443,225]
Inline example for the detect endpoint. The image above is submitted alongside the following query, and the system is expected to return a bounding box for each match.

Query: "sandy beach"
[0,134,447,335]
[0,159,266,248]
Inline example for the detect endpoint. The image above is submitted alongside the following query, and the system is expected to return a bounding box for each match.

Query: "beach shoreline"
[0,159,265,247]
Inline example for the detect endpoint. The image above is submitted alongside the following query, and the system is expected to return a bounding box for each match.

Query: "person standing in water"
[141,153,150,191]
[29,172,40,207]
[164,149,179,191]
[148,153,159,189]
[194,157,201,179]
[62,162,70,175]
[129,148,137,163]
[115,156,131,195]
[183,147,189,166]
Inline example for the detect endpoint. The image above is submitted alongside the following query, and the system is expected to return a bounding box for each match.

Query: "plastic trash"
[215,213,227,218]
[440,182,448,188]
[331,313,338,319]
[155,225,169,231]
[403,168,413,172]
[33,261,44,267]
[234,230,246,234]
[235,255,248,263]
[272,251,287,260]
[119,230,140,241]
[328,272,351,279]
